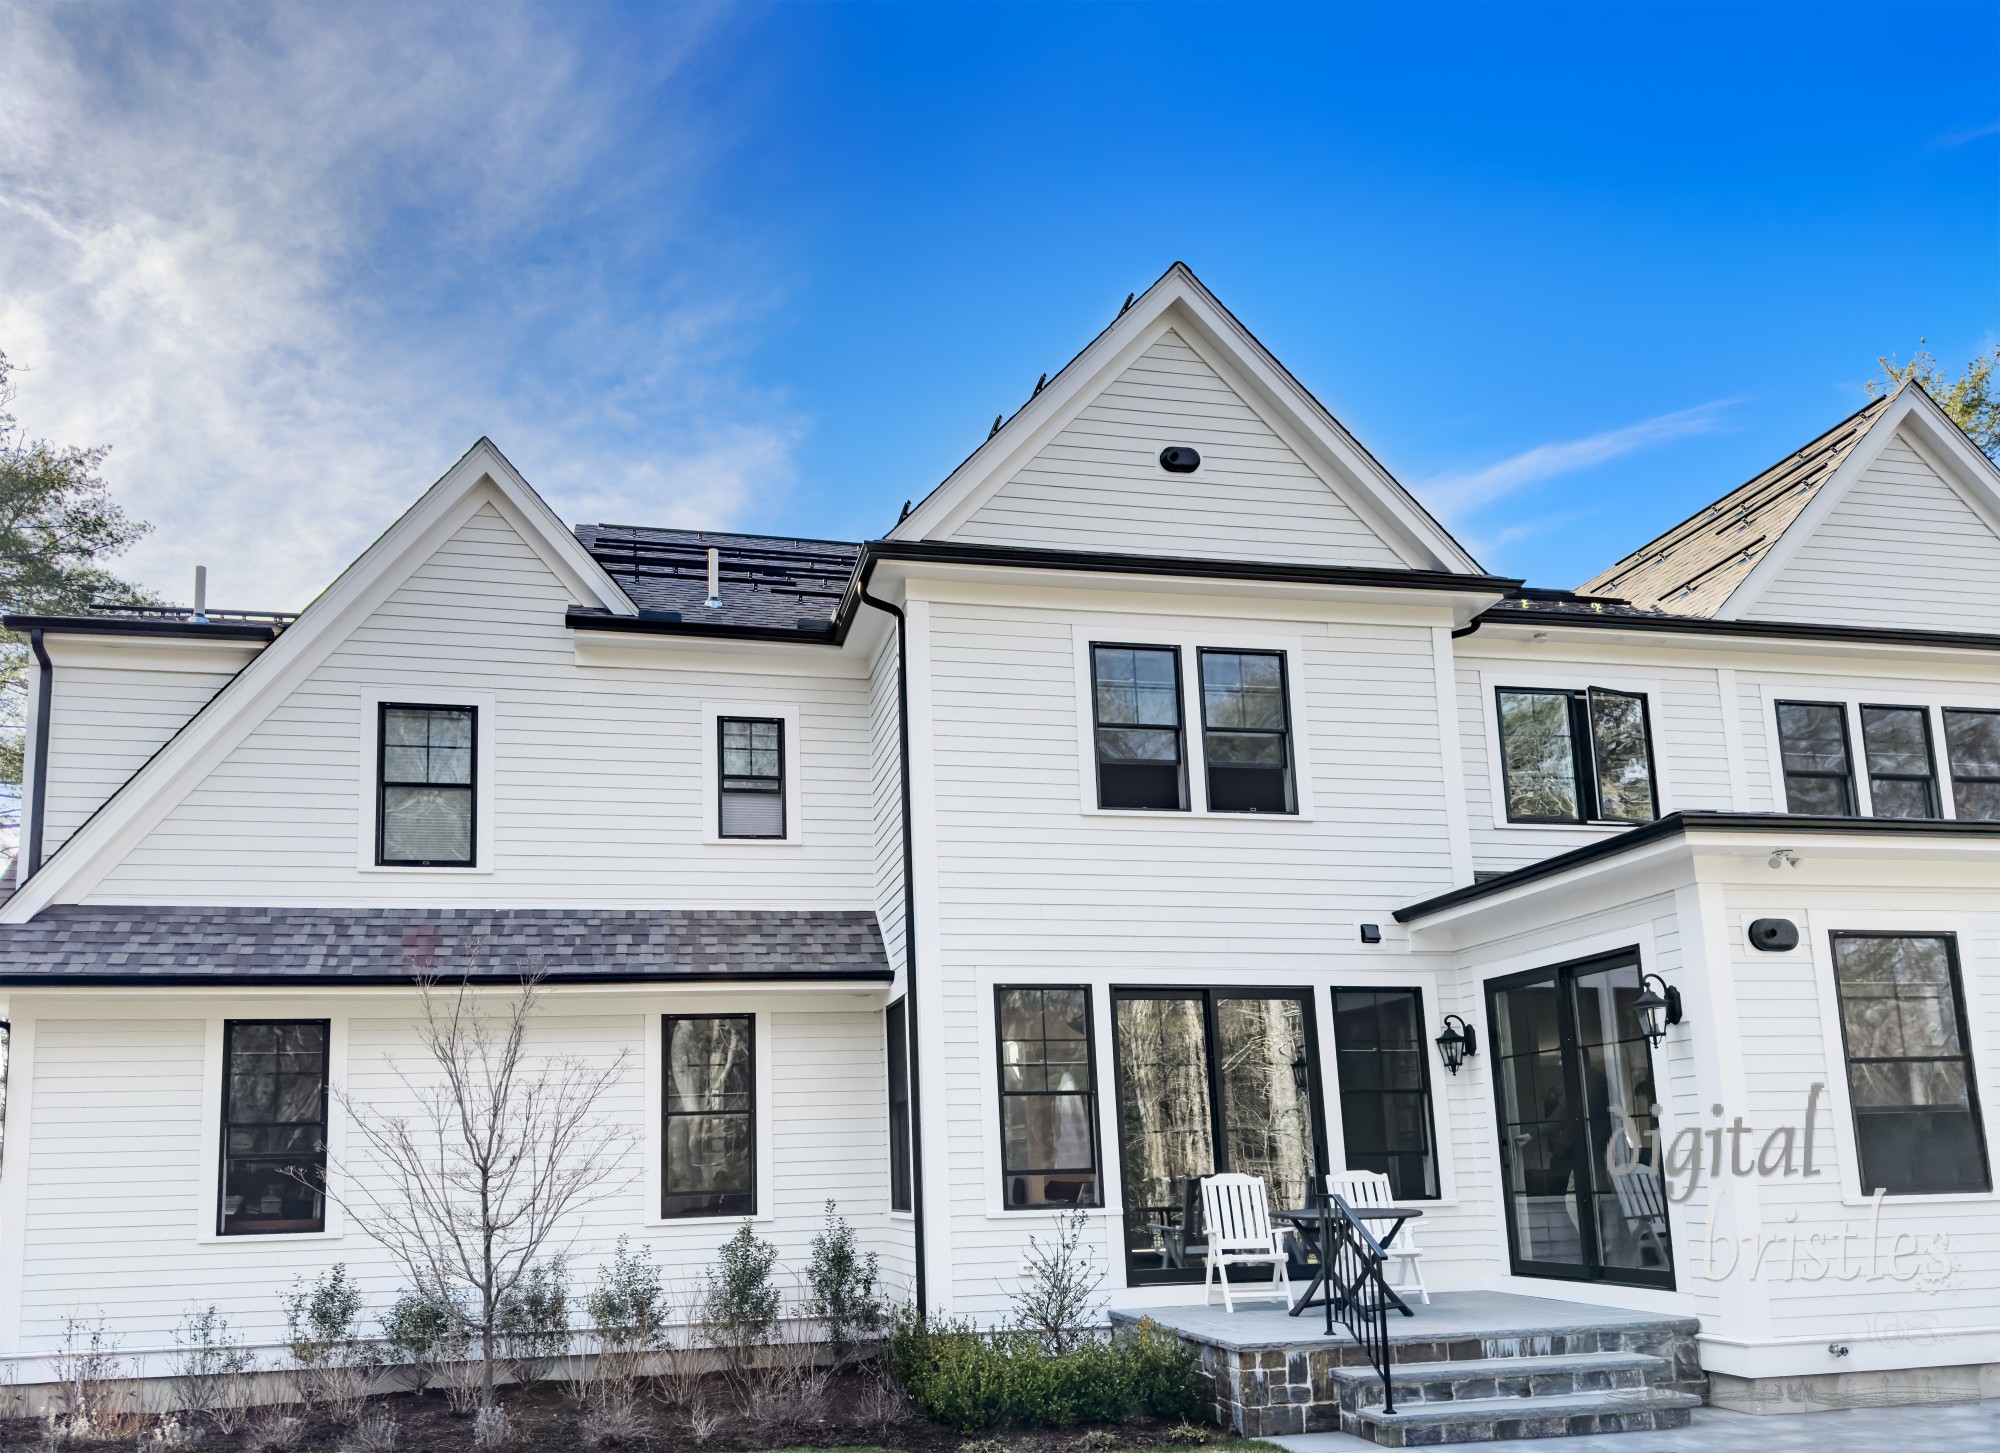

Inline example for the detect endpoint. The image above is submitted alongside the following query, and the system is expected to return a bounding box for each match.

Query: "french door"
[1487,951,1675,1289]
[1109,988,1327,1285]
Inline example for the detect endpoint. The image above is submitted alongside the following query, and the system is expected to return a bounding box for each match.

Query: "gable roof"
[891,262,1485,576]
[1579,393,1894,615]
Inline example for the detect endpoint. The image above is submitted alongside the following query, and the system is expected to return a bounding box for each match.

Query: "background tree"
[0,350,157,827]
[1870,341,2000,463]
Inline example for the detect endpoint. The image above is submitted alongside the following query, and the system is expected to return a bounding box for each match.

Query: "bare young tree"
[317,974,637,1411]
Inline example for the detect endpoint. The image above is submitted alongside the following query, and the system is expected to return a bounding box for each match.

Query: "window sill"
[196,1229,346,1246]
[985,1207,1116,1221]
[1081,808,1315,823]
[357,864,496,875]
[642,1212,774,1229]
[700,837,804,848]
[1840,1190,2000,1208]
[1498,819,1651,832]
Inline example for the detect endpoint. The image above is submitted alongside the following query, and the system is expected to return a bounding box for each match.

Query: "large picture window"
[378,704,476,866]
[1091,645,1186,811]
[1944,709,2000,821]
[1775,701,1855,815]
[1496,687,1656,824]
[1859,705,1940,820]
[1330,988,1440,1201]
[1830,934,1991,1197]
[219,1020,328,1236]
[995,987,1100,1209]
[718,718,785,838]
[887,1000,913,1213]
[1198,649,1295,813]
[663,1015,756,1218]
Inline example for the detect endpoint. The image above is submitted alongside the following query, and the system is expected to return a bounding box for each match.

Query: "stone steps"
[1328,1349,1671,1409]
[1349,1386,1703,1447]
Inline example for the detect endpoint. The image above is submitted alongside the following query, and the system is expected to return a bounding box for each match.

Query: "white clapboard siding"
[1745,433,2000,631]
[869,631,907,978]
[948,330,1408,567]
[88,503,877,906]
[10,994,900,1355]
[42,661,239,857]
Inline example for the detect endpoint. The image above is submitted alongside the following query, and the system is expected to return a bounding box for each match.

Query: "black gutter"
[4,614,283,643]
[23,630,51,880]
[564,609,846,645]
[1476,604,2000,656]
[856,572,928,1321]
[0,970,893,989]
[1396,811,2000,922]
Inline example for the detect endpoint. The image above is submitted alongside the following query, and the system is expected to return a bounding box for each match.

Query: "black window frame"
[661,1013,757,1220]
[1089,642,1188,812]
[887,999,913,1213]
[994,985,1102,1210]
[1775,699,1857,816]
[717,716,786,840]
[1858,703,1941,820]
[1828,932,1993,1197]
[1329,986,1442,1202]
[1196,647,1297,815]
[218,1018,330,1237]
[376,702,478,867]
[1495,685,1659,825]
[1944,707,2000,821]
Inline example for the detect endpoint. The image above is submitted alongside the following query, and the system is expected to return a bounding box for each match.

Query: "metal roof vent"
[705,548,722,610]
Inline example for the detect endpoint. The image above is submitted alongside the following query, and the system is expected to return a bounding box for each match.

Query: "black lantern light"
[1633,973,1684,1048]
[1290,1053,1310,1092]
[1434,1014,1477,1075]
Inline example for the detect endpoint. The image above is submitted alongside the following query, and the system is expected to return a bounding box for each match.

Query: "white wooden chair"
[1607,1138,1671,1268]
[1199,1173,1292,1312]
[1326,1170,1429,1305]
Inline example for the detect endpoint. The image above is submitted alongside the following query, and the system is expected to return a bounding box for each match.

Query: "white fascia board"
[892,264,1483,575]
[2,442,620,918]
[41,633,266,674]
[1714,387,2000,621]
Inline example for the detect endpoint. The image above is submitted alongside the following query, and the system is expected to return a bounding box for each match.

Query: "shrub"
[1010,1207,1106,1356]
[498,1256,571,1389]
[805,1200,883,1358]
[887,1310,1201,1432]
[586,1238,665,1353]
[702,1221,779,1373]
[381,1286,459,1394]
[282,1264,373,1415]
[168,1305,257,1432]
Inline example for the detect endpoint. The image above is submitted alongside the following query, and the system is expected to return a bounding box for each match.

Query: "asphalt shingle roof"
[1578,393,1894,616]
[575,526,860,631]
[0,906,890,985]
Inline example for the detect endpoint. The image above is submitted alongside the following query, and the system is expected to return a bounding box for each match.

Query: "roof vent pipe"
[705,548,722,610]
[192,565,209,624]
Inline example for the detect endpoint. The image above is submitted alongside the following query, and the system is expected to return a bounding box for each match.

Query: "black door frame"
[1109,985,1331,1286]
[1485,948,1675,1291]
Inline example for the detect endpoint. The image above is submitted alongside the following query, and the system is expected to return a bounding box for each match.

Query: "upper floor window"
[1860,705,1940,820]
[1496,687,1656,825]
[995,986,1100,1209]
[1774,701,1854,815]
[663,1014,755,1218]
[1091,645,1186,811]
[1830,933,1991,1196]
[1944,709,2000,821]
[718,717,785,838]
[1199,649,1295,813]
[220,1020,328,1235]
[378,705,475,866]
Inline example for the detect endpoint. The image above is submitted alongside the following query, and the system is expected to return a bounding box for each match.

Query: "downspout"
[858,574,927,1318]
[23,629,51,879]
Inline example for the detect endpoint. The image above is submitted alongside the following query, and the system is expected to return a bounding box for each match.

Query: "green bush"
[887,1310,1202,1432]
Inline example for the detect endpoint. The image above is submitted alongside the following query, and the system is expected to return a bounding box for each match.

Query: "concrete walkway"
[1265,1397,2000,1451]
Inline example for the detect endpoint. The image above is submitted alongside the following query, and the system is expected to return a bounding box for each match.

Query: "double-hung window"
[995,986,1100,1208]
[1775,701,1856,815]
[1496,687,1656,824]
[662,1015,755,1218]
[219,1020,328,1236]
[378,704,476,866]
[1330,988,1440,1201]
[1091,645,1186,811]
[887,1000,913,1213]
[718,718,785,838]
[1859,705,1940,819]
[1198,649,1295,813]
[1944,709,2000,821]
[1830,934,1991,1196]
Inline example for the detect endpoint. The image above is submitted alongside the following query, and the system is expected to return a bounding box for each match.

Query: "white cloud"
[1418,400,1737,520]
[0,3,793,609]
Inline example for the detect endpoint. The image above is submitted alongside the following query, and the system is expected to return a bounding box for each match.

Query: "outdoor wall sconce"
[1633,973,1684,1049]
[1434,1014,1477,1075]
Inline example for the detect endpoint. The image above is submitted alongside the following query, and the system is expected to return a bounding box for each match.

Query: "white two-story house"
[4,264,1999,1423]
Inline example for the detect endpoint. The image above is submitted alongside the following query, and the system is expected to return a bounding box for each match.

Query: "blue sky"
[2,2,1995,606]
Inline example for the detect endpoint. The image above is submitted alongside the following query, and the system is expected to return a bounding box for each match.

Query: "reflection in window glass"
[379,705,475,865]
[1498,690,1580,822]
[220,1021,328,1235]
[1860,706,1939,820]
[1776,701,1855,816]
[887,1001,912,1213]
[1199,651,1295,813]
[1331,989,1439,1200]
[996,987,1098,1208]
[1945,709,2000,821]
[1092,646,1185,810]
[663,1016,755,1218]
[1588,690,1656,823]
[1831,935,1991,1196]
[719,718,785,838]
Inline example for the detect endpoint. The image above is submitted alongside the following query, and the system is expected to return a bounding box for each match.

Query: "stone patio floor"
[1265,1397,2000,1451]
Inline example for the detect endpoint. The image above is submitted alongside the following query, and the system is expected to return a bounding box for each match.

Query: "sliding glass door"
[1111,988,1325,1284]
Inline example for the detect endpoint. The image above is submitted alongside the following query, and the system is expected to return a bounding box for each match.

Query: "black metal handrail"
[1318,1190,1397,1413]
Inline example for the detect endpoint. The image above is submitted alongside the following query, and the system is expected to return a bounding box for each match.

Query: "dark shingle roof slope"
[0,906,890,986]
[576,526,860,631]
[1578,393,1894,616]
